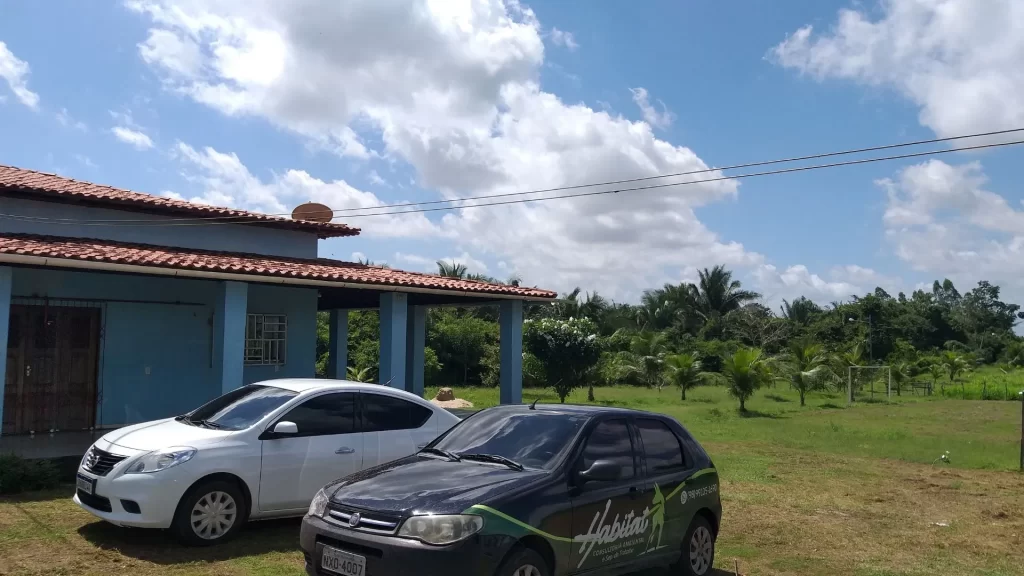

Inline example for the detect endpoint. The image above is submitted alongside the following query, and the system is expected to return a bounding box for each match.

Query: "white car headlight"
[124,446,197,474]
[308,488,330,518]
[397,514,483,545]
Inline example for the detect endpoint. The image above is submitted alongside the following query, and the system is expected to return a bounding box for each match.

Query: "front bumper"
[300,514,502,576]
[73,442,192,529]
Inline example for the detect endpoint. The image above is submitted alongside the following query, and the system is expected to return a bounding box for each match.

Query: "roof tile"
[0,234,556,299]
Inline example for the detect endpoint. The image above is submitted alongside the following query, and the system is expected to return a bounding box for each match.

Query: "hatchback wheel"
[676,515,715,576]
[172,480,247,546]
[497,547,549,576]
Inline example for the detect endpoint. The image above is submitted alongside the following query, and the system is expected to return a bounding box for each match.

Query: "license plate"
[76,474,95,495]
[321,546,366,576]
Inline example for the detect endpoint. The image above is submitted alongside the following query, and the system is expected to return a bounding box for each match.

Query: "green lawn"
[3,385,1023,576]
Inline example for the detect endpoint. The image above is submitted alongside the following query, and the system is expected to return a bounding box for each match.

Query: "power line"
[3,126,1022,226]
[3,137,1022,227]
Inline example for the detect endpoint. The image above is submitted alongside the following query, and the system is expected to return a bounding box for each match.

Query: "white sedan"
[73,379,460,545]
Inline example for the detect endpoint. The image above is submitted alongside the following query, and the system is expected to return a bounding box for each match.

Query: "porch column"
[405,306,426,397]
[327,310,348,379]
[0,267,11,438]
[213,281,248,394]
[499,300,524,405]
[379,293,407,389]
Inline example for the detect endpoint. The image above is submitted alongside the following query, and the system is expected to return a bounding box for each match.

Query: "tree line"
[316,262,1024,410]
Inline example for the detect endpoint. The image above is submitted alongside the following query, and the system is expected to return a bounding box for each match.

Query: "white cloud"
[0,41,39,109]
[398,251,489,274]
[629,87,675,130]
[172,141,445,239]
[549,27,578,51]
[128,0,872,301]
[368,170,387,187]
[881,159,1024,300]
[770,0,1024,139]
[56,108,88,131]
[751,263,900,307]
[111,126,155,150]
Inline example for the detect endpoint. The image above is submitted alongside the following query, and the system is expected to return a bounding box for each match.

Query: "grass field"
[2,384,1023,576]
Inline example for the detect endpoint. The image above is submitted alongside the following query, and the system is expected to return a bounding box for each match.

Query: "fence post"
[1019,390,1023,473]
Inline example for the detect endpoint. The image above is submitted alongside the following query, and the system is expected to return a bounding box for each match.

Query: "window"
[637,418,685,473]
[360,393,433,432]
[432,411,587,470]
[278,392,357,436]
[188,385,298,431]
[580,419,634,480]
[245,314,287,365]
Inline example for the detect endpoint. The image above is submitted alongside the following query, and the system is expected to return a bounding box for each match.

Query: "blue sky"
[2,0,1023,307]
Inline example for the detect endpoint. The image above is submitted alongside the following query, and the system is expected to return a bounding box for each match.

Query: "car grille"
[77,489,112,512]
[325,504,401,535]
[82,447,128,477]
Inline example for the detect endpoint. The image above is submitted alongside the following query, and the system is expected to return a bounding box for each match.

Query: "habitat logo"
[572,484,670,568]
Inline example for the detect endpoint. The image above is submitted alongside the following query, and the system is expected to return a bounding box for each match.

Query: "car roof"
[482,403,663,419]
[251,379,426,403]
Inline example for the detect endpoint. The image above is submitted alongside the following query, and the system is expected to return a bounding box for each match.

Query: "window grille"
[245,314,287,365]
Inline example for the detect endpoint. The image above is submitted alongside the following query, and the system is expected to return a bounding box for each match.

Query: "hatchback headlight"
[308,488,330,518]
[397,514,483,545]
[124,446,197,474]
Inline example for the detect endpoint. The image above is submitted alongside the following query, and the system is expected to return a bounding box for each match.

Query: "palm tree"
[829,342,865,394]
[938,351,970,389]
[722,347,773,412]
[779,297,823,325]
[614,331,669,391]
[782,339,829,406]
[689,265,760,320]
[346,365,373,383]
[889,361,912,397]
[927,363,944,394]
[436,260,468,278]
[664,353,707,400]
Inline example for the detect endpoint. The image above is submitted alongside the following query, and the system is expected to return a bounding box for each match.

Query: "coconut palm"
[346,365,374,383]
[721,347,773,412]
[889,361,913,397]
[779,297,823,325]
[664,353,708,401]
[436,260,468,278]
[689,265,760,320]
[938,351,971,387]
[613,331,669,391]
[782,339,830,406]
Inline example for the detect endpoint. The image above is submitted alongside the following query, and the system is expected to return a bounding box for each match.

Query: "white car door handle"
[335,447,355,455]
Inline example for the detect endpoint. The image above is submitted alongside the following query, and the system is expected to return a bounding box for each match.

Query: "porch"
[0,235,553,458]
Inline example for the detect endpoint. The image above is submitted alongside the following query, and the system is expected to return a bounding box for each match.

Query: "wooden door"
[2,305,100,435]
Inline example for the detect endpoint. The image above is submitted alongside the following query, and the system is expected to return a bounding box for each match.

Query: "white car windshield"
[180,385,297,431]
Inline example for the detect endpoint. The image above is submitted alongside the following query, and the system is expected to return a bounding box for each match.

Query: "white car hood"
[102,418,234,451]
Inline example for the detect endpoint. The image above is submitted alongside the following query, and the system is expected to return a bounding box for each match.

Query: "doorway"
[3,304,101,435]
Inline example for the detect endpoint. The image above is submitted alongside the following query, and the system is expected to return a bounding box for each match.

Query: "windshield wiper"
[197,419,226,430]
[458,453,524,471]
[175,415,196,426]
[420,447,461,462]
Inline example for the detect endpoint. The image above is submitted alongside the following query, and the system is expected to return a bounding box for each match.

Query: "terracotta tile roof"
[0,234,556,300]
[0,164,359,239]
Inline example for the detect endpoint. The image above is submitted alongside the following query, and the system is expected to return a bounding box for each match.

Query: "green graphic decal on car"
[464,467,718,570]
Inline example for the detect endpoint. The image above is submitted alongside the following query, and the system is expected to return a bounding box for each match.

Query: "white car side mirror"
[273,421,298,435]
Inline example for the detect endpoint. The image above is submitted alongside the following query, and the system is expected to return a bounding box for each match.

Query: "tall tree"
[524,317,601,403]
[690,265,760,320]
[436,260,468,278]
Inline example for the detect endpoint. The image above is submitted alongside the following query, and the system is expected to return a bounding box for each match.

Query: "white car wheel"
[190,490,238,540]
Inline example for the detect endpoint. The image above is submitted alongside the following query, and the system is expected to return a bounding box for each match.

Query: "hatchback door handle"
[335,447,355,455]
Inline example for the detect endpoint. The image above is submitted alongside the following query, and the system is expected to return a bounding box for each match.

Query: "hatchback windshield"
[183,385,297,430]
[431,411,588,470]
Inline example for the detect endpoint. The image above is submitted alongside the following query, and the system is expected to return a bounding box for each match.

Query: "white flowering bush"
[524,317,602,403]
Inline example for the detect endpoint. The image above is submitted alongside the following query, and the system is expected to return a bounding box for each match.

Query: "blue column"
[0,267,11,438]
[499,300,524,405]
[405,306,426,397]
[213,281,248,394]
[327,310,348,379]
[379,293,408,389]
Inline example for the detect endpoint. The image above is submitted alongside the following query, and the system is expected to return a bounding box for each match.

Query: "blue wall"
[1,198,319,259]
[9,267,318,426]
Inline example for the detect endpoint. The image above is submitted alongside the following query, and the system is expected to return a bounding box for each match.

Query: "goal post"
[848,365,892,404]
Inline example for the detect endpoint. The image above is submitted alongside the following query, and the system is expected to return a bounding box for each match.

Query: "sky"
[2,0,1024,310]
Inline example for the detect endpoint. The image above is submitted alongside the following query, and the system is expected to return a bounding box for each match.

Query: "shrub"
[0,454,60,495]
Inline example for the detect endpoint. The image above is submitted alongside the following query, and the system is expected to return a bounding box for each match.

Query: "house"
[0,165,555,453]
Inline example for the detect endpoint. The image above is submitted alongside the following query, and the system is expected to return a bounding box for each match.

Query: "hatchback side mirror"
[578,460,621,483]
[273,421,298,435]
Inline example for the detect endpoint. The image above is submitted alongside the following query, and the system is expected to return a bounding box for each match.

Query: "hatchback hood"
[328,456,546,516]
[101,418,233,451]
